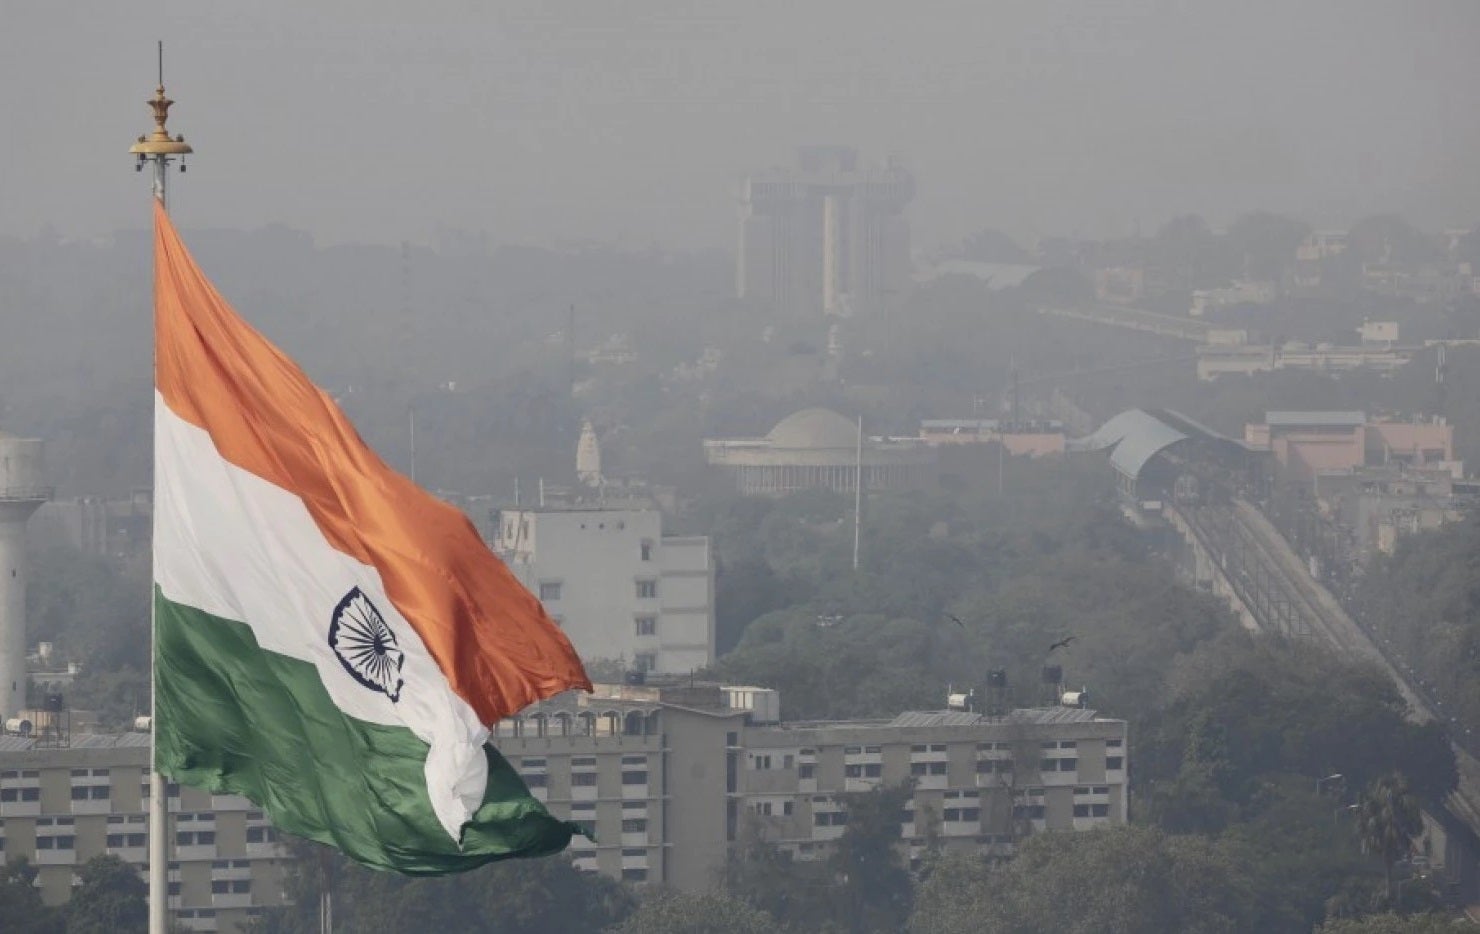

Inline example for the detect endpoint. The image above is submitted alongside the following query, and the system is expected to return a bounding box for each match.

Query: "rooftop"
[1265,411,1368,428]
[0,732,150,753]
[766,407,859,450]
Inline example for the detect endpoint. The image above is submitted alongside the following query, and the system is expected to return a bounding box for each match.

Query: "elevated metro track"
[1170,497,1480,850]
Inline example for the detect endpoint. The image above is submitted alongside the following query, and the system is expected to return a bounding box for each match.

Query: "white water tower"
[0,431,48,720]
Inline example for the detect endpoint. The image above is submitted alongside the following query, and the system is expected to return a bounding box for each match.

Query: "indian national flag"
[151,201,592,874]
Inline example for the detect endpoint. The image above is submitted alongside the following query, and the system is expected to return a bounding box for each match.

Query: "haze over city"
[2,0,1478,248]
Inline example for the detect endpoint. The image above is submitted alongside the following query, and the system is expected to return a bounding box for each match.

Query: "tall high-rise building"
[738,146,914,318]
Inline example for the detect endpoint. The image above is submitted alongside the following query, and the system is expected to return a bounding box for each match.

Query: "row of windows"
[942,807,981,822]
[564,770,649,787]
[211,880,251,894]
[813,811,848,827]
[70,787,110,800]
[751,801,794,817]
[1073,804,1111,818]
[0,770,40,779]
[784,745,1123,773]
[36,836,76,850]
[539,581,660,601]
[107,833,147,848]
[1,788,40,802]
[177,831,216,846]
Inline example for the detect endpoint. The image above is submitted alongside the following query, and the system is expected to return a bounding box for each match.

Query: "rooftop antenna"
[129,40,192,934]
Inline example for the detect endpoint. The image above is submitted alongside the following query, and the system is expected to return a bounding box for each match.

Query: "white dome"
[766,408,858,449]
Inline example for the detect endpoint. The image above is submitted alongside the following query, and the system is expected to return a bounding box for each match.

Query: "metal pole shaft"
[852,416,862,571]
[149,154,170,934]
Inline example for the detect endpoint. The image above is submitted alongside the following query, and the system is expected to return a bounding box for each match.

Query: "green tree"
[722,818,834,930]
[1316,913,1459,933]
[1225,211,1310,282]
[1355,774,1423,902]
[66,855,147,934]
[608,891,777,934]
[827,783,913,934]
[250,838,633,934]
[0,858,64,934]
[911,826,1258,934]
[958,228,1031,264]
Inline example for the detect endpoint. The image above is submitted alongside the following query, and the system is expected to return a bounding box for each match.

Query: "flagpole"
[130,43,192,934]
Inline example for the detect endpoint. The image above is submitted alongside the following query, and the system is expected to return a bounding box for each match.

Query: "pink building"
[1244,411,1458,481]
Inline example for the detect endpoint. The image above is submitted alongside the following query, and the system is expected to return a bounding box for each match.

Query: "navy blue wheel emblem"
[329,587,405,702]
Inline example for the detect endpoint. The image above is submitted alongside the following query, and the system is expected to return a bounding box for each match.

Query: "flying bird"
[945,613,965,629]
[1048,635,1076,653]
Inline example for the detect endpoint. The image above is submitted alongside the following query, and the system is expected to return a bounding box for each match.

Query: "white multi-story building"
[492,507,714,674]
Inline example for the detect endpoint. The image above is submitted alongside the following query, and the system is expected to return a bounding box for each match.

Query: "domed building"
[703,407,936,496]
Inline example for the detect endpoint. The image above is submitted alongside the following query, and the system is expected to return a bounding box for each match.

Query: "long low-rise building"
[492,680,1129,889]
[3,685,1129,924]
[0,733,289,933]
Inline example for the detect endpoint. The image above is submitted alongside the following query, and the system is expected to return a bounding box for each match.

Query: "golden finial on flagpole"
[129,41,192,202]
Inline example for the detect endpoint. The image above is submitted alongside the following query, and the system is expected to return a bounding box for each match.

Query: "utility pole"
[129,41,192,934]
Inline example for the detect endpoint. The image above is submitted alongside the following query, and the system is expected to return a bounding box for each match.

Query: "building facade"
[0,734,289,933]
[5,690,1128,922]
[738,146,914,318]
[493,682,1129,891]
[492,507,714,674]
[1245,411,1459,481]
[704,408,937,496]
[920,419,1067,458]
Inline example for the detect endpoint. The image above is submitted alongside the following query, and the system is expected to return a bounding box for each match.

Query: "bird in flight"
[945,613,966,628]
[1048,635,1076,652]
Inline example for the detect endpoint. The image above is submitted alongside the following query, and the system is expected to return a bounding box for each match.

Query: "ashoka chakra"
[328,587,405,702]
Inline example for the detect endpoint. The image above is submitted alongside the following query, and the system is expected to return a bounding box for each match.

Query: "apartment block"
[493,682,1128,890]
[738,707,1127,866]
[0,734,289,933]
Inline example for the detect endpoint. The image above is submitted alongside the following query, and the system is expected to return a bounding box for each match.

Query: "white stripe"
[154,394,486,842]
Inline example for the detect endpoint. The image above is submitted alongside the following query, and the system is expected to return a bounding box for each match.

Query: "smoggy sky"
[3,0,1477,250]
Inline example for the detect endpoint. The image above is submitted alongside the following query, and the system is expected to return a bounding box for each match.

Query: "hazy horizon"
[3,0,1478,250]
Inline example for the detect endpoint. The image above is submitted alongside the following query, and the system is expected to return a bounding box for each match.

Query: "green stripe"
[154,588,575,875]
